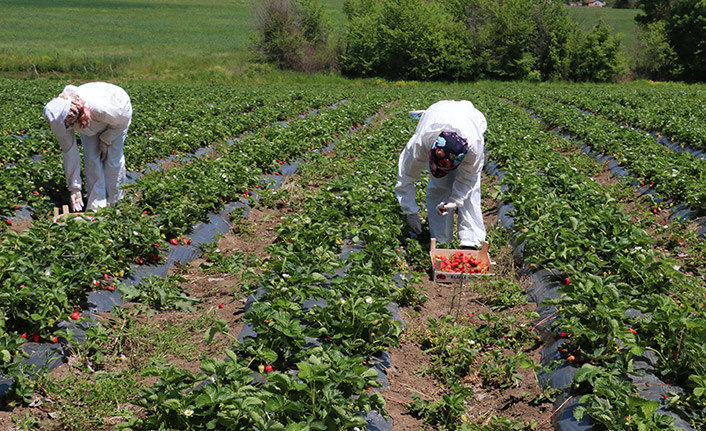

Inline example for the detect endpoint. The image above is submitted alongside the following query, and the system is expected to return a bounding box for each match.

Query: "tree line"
[251,0,704,82]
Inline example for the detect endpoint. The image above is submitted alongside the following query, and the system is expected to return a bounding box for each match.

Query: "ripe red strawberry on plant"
[170,238,178,245]
[71,311,80,320]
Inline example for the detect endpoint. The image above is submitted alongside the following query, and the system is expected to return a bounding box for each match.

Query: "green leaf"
[573,405,586,420]
[297,362,313,379]
[573,364,598,383]
[205,327,219,344]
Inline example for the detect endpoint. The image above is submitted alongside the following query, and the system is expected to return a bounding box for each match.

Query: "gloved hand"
[437,201,457,215]
[70,190,84,212]
[406,213,422,234]
[98,141,109,162]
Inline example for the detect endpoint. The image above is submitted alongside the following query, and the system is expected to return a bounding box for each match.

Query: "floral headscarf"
[429,131,469,178]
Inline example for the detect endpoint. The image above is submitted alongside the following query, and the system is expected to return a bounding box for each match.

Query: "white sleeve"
[395,133,428,214]
[54,127,82,192]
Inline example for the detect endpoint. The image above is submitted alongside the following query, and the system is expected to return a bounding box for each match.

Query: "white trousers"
[426,163,485,247]
[80,130,127,211]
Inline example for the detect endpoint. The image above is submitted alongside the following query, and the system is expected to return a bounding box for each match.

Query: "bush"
[633,21,682,80]
[570,21,624,82]
[251,0,337,72]
[636,0,706,82]
[340,0,472,80]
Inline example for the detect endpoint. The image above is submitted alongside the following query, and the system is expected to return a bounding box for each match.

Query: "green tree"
[570,21,624,81]
[634,20,682,80]
[666,0,706,80]
[340,0,471,80]
[529,0,580,80]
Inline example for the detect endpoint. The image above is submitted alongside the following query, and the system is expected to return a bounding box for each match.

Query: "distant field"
[0,0,347,79]
[566,7,641,57]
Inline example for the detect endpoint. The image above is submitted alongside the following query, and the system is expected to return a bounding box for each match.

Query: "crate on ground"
[430,238,494,282]
[52,205,96,224]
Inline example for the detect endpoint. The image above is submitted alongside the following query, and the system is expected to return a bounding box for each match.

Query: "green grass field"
[566,6,641,57]
[0,0,347,80]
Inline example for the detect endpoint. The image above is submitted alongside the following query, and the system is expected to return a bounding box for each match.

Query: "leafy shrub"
[251,0,337,72]
[340,0,472,80]
[633,20,682,80]
[569,21,624,82]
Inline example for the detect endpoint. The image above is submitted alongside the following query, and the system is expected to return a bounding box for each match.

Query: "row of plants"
[121,92,431,430]
[492,86,706,218]
[0,80,351,218]
[473,90,706,429]
[0,87,396,405]
[524,83,706,151]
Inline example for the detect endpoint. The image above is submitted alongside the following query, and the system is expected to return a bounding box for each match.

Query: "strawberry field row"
[475,92,706,429]
[122,92,426,430]
[494,87,706,220]
[531,83,706,151]
[0,87,397,403]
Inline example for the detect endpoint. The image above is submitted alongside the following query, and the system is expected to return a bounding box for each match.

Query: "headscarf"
[429,131,469,178]
[62,92,91,129]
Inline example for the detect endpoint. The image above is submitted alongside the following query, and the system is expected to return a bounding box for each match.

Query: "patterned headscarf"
[61,92,92,129]
[429,131,469,178]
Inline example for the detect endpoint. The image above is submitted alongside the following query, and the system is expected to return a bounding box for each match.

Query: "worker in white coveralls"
[396,100,487,248]
[43,82,132,212]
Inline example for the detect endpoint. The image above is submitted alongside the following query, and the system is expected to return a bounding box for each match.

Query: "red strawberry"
[560,331,568,338]
[20,333,28,339]
[563,277,571,285]
[218,303,224,309]
[71,311,80,320]
[264,364,274,372]
[652,208,659,214]
[154,243,160,247]
[5,220,11,226]
[170,238,178,245]
[32,334,40,342]
[52,336,59,343]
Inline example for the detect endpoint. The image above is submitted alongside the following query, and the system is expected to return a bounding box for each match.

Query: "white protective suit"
[45,82,132,211]
[395,100,487,247]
